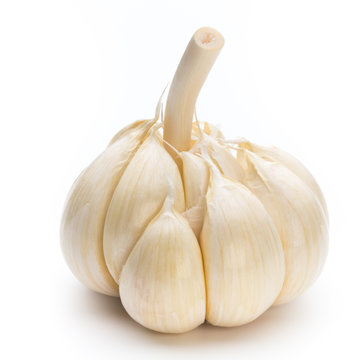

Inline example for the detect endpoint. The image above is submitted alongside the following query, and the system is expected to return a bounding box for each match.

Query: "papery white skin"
[207,137,244,182]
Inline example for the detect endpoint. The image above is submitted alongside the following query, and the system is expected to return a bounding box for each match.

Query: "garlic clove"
[181,152,209,238]
[238,150,329,305]
[200,170,285,326]
[60,120,154,296]
[237,140,328,221]
[120,194,206,333]
[103,134,185,284]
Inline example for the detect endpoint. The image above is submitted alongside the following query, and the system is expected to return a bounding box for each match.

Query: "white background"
[1,0,359,359]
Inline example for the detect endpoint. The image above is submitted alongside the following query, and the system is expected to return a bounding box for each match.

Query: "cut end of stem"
[194,27,225,50]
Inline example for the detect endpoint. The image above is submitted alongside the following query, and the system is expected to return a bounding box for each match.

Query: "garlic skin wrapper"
[60,27,329,333]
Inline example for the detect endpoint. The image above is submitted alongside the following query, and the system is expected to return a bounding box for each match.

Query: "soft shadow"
[70,286,316,347]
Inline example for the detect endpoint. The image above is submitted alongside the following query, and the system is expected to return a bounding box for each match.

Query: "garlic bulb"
[61,27,328,333]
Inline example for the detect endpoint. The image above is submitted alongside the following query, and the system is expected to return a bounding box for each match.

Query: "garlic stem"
[163,27,224,155]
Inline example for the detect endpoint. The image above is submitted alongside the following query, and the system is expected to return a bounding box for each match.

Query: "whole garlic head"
[61,27,329,333]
